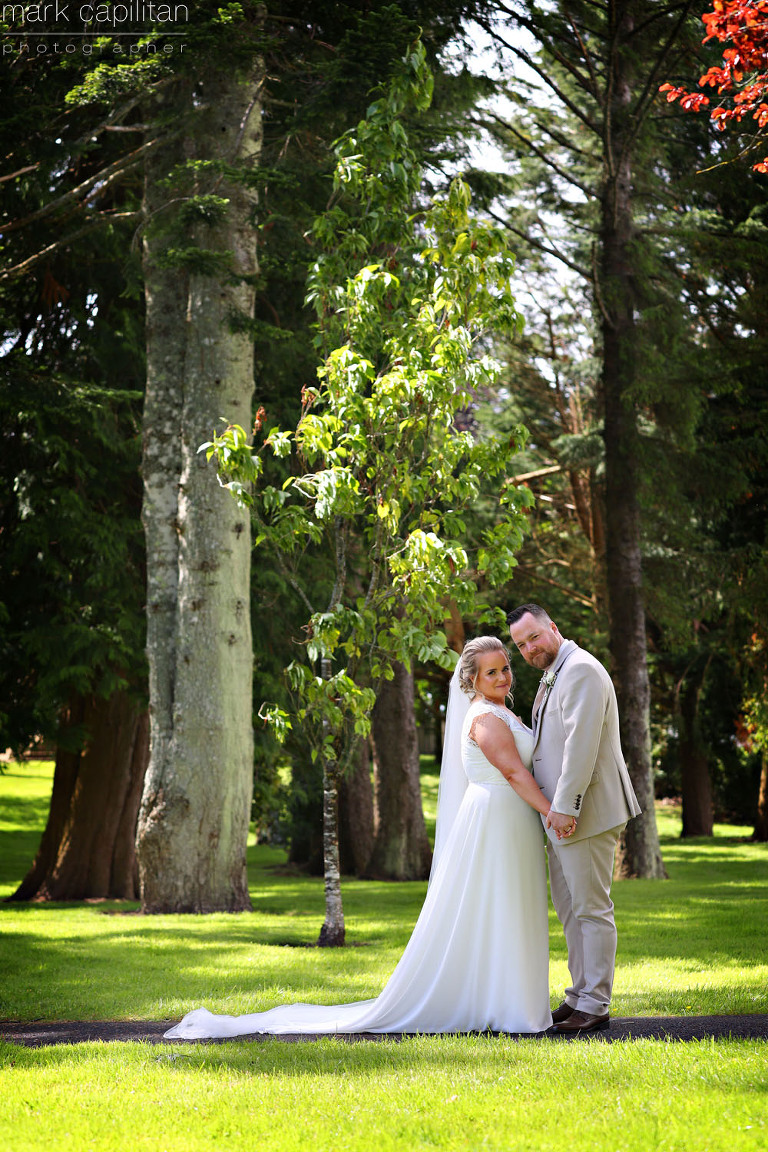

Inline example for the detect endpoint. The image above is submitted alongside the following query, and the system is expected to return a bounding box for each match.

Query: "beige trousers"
[547,825,625,1016]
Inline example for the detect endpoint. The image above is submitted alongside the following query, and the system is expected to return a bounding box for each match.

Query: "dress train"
[165,703,551,1039]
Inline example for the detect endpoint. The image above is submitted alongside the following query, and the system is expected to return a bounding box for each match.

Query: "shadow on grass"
[0,913,405,1021]
[0,1031,544,1076]
[2,901,764,1026]
[0,793,52,829]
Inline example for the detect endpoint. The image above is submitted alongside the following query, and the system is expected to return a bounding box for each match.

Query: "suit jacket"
[531,640,641,844]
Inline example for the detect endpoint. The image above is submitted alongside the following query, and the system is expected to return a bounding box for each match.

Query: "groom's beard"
[528,651,556,671]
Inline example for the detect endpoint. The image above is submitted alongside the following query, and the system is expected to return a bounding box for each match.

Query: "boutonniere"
[540,669,558,707]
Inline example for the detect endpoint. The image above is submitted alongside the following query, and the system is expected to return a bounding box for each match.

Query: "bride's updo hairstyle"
[458,636,514,700]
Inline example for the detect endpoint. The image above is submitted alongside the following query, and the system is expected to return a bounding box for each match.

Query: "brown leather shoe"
[553,1010,610,1034]
[551,1002,575,1023]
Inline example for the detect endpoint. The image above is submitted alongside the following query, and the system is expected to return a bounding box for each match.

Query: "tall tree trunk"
[600,0,666,880]
[316,643,346,945]
[9,692,148,902]
[136,62,263,912]
[339,738,374,875]
[365,661,432,880]
[318,765,345,946]
[678,671,713,837]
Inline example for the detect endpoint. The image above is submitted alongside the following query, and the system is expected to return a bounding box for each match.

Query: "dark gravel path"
[2,1016,767,1047]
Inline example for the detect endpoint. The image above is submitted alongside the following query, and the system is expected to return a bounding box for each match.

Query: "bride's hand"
[547,810,576,839]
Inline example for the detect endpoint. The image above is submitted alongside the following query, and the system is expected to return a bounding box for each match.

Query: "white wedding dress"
[165,698,551,1039]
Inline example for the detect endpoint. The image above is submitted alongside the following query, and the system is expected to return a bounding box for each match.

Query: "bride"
[165,636,554,1039]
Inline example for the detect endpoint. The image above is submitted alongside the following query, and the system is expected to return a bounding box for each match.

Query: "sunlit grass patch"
[1,1035,766,1152]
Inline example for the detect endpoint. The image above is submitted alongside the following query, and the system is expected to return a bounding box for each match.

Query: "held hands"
[546,810,577,840]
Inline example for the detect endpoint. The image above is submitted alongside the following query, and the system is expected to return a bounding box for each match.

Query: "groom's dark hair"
[506,603,552,627]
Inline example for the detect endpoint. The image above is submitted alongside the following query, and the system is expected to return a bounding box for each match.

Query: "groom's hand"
[546,810,576,839]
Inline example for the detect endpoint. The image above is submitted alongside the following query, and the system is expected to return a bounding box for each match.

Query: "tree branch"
[488,207,591,280]
[0,213,140,281]
[483,111,595,200]
[565,5,603,103]
[0,163,39,185]
[2,137,161,238]
[514,564,597,609]
[474,16,601,135]
[487,5,600,100]
[516,113,595,161]
[71,91,150,152]
[509,464,563,483]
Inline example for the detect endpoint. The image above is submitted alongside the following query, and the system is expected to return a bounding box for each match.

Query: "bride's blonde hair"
[458,636,514,701]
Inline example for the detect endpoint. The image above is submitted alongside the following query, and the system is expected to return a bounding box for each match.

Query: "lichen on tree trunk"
[136,64,263,912]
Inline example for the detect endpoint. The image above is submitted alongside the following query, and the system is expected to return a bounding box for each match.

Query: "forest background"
[1,1,767,932]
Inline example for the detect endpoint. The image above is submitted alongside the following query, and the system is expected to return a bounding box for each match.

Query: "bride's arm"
[470,714,551,817]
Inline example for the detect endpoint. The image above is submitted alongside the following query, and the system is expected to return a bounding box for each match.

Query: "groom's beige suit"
[531,639,641,1016]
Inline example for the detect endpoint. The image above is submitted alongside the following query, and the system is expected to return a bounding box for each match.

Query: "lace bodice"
[461,699,534,785]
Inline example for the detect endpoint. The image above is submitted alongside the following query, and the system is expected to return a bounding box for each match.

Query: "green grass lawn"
[1,759,767,1152]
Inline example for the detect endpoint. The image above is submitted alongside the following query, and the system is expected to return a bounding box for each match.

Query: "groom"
[507,603,641,1035]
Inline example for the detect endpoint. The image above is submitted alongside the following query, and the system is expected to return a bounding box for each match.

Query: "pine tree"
[469,0,712,877]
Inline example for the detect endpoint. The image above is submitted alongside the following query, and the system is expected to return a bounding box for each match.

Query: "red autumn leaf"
[660,1,768,169]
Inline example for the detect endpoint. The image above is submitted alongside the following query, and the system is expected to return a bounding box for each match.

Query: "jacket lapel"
[532,640,577,750]
[531,678,548,727]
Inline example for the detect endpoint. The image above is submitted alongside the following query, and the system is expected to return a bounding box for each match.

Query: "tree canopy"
[4,0,768,918]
